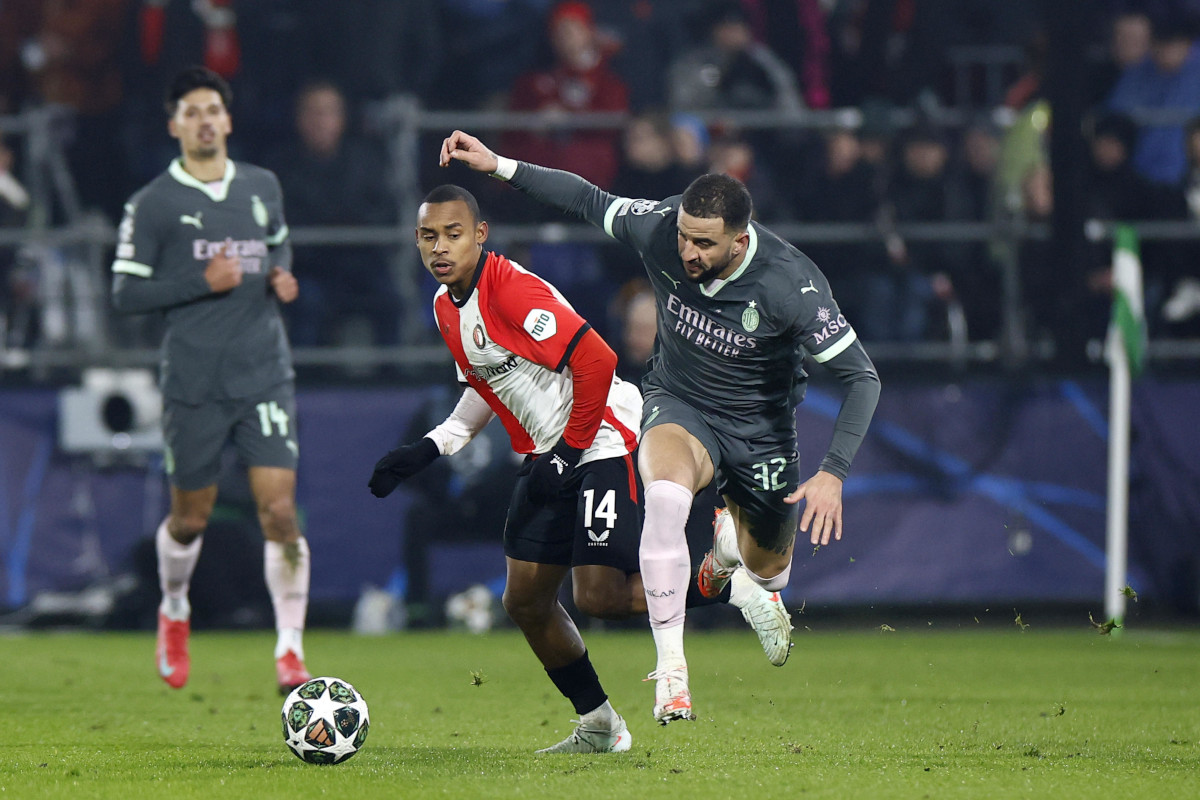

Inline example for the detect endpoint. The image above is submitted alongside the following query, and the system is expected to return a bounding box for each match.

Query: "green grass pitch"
[5,625,1200,798]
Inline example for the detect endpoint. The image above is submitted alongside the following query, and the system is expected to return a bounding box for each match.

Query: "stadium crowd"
[3,0,1200,362]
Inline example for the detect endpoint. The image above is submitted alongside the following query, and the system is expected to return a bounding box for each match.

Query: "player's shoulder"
[123,170,180,216]
[233,161,282,190]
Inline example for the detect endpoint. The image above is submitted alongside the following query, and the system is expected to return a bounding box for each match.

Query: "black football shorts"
[503,452,641,572]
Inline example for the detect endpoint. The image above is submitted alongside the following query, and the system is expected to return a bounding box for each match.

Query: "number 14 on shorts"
[256,400,290,437]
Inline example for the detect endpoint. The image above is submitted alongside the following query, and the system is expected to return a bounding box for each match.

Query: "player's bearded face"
[677,210,742,284]
[170,88,231,161]
[416,200,488,299]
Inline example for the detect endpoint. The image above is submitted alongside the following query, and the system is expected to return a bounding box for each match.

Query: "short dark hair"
[681,173,752,232]
[422,184,482,224]
[165,66,233,116]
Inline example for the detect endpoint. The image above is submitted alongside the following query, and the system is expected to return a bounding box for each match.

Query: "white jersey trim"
[112,259,154,277]
[168,158,237,202]
[810,326,858,363]
[603,197,632,238]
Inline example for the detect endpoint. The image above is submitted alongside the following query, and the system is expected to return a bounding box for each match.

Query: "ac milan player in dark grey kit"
[439,130,880,724]
[111,66,312,694]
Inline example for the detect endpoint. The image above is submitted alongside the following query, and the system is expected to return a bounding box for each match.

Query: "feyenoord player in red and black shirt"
[368,185,790,750]
[439,131,881,725]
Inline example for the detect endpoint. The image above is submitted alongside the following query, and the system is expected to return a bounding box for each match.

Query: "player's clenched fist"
[439,130,499,174]
[204,250,242,292]
[269,266,298,303]
[368,438,441,498]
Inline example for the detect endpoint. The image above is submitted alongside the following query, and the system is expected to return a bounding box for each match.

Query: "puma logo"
[654,205,672,216]
[800,279,817,294]
[180,212,203,229]
[660,271,680,289]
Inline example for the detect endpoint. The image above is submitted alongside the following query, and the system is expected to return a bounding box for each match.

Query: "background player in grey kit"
[111,66,313,695]
[439,130,881,725]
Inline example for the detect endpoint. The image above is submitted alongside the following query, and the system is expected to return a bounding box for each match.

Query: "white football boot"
[732,568,794,666]
[536,716,632,754]
[645,666,695,724]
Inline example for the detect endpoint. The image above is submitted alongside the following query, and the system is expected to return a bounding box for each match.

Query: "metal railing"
[3,102,1199,377]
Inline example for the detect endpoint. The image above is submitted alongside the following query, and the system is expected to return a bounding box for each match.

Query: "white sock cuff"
[265,537,310,559]
[156,519,202,555]
[744,561,792,593]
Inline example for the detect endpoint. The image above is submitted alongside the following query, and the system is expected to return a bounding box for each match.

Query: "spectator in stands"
[873,125,964,342]
[670,113,711,176]
[1162,115,1200,333]
[613,113,702,205]
[792,126,887,336]
[947,119,1004,340]
[668,2,803,114]
[266,81,401,348]
[503,0,629,198]
[1108,14,1200,186]
[0,133,33,347]
[1088,10,1153,107]
[705,132,788,221]
[609,278,657,384]
[432,0,550,111]
[0,0,130,221]
[739,0,831,110]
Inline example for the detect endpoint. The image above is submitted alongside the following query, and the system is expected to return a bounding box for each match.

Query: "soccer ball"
[281,677,370,764]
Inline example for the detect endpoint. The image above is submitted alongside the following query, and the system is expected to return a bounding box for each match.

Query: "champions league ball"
[281,677,370,764]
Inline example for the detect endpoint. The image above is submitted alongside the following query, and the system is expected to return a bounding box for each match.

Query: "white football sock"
[651,623,686,673]
[639,480,693,631]
[728,568,759,609]
[713,510,742,569]
[265,538,310,658]
[580,699,619,730]
[156,518,201,620]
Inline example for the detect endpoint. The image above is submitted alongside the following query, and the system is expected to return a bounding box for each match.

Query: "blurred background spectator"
[265,81,402,349]
[503,0,629,204]
[1107,14,1200,187]
[0,0,130,222]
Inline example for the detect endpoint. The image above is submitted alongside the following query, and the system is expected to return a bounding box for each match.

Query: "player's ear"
[167,117,179,140]
[476,220,489,244]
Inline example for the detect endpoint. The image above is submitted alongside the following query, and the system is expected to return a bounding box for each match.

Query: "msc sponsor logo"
[812,306,849,344]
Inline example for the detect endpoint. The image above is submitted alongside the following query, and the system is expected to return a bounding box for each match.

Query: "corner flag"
[1109,225,1147,377]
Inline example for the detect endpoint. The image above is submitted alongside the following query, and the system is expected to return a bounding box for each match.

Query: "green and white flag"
[1109,225,1147,378]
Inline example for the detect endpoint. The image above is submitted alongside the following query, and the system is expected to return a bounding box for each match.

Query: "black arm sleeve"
[111,272,212,314]
[816,339,881,480]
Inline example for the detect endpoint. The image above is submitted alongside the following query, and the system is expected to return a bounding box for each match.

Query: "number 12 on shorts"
[255,400,290,437]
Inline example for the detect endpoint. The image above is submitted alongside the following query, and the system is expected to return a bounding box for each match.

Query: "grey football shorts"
[642,388,800,554]
[503,452,641,571]
[162,382,299,491]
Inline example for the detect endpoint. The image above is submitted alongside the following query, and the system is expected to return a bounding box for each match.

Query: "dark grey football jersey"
[111,159,294,403]
[503,161,880,478]
[604,194,857,438]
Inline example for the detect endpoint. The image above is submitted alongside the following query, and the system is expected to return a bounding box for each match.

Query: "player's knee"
[258,496,298,537]
[501,588,552,628]
[170,514,208,541]
[572,584,629,621]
